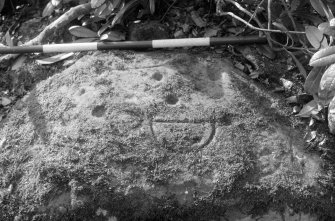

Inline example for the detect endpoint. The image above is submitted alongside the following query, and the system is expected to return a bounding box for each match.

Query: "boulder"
[0,50,332,220]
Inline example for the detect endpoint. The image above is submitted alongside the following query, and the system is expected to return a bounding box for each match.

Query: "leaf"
[111,0,123,10]
[98,2,114,18]
[190,11,206,28]
[111,0,141,27]
[310,0,326,16]
[149,0,155,14]
[5,31,13,47]
[304,66,326,96]
[310,46,335,67]
[36,52,74,65]
[0,0,5,13]
[296,99,320,117]
[68,26,98,38]
[290,0,300,12]
[42,2,55,17]
[81,16,105,26]
[318,21,335,36]
[91,0,105,8]
[51,0,62,7]
[11,55,27,70]
[326,4,334,20]
[94,3,107,17]
[98,21,112,36]
[318,63,335,104]
[204,28,218,37]
[305,25,328,49]
[285,49,307,78]
[272,21,294,45]
[72,37,98,43]
[100,30,125,41]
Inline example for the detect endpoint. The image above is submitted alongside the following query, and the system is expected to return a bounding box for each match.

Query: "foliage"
[302,0,335,124]
[214,0,335,132]
[42,0,157,42]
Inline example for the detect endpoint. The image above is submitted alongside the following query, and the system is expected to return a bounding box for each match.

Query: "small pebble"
[292,106,300,114]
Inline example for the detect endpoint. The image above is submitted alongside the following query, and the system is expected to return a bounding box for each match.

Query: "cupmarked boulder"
[0,50,332,220]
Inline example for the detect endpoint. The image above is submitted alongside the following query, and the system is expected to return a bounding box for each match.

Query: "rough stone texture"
[0,50,332,220]
[329,96,335,134]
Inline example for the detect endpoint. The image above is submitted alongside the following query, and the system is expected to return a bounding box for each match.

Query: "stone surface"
[329,96,335,134]
[0,50,332,220]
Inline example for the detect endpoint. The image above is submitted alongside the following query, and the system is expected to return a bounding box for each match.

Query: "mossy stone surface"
[0,50,331,220]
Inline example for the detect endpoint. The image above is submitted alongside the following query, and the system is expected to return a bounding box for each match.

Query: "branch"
[218,11,305,35]
[0,3,92,65]
[27,3,92,46]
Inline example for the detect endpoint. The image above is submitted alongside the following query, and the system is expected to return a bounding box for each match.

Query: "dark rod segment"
[0,45,43,54]
[210,36,267,45]
[97,41,153,50]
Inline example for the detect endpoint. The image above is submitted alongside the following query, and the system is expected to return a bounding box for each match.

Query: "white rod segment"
[152,38,210,48]
[43,42,98,53]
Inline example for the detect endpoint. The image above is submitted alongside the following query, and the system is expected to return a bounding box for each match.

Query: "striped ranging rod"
[0,36,267,54]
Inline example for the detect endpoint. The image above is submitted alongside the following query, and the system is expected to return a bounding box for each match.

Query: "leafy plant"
[298,0,335,132]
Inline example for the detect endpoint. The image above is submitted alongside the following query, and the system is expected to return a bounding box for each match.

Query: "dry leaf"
[36,52,74,65]
[69,26,98,38]
[100,30,125,41]
[204,28,218,37]
[42,2,55,17]
[190,11,206,28]
[11,55,27,71]
[5,31,13,47]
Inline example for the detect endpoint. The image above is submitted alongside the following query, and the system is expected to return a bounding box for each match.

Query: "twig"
[279,0,310,50]
[218,11,305,34]
[280,0,297,31]
[27,3,92,45]
[267,0,271,30]
[160,0,178,22]
[247,0,266,24]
